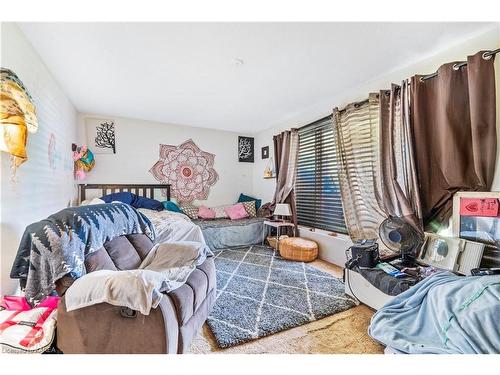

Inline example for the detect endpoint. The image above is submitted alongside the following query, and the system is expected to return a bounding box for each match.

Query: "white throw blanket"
[138,208,206,244]
[64,241,212,315]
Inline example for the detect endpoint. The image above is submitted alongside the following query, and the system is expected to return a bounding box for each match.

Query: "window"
[295,116,347,233]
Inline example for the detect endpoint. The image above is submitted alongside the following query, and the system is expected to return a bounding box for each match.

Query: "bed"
[79,184,205,244]
[193,217,266,250]
[79,184,266,250]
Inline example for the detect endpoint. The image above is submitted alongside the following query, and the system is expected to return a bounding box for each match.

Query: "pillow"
[133,196,163,211]
[101,192,136,205]
[241,200,256,218]
[163,200,183,213]
[180,203,199,220]
[212,205,229,219]
[238,193,262,210]
[224,203,249,220]
[198,205,215,219]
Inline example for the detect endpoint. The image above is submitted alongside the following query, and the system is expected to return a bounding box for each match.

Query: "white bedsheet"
[138,208,206,244]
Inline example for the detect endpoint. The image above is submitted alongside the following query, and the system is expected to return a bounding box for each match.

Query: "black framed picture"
[238,136,254,163]
[261,146,269,159]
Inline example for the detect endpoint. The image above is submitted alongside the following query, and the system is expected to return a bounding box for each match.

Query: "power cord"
[344,248,362,303]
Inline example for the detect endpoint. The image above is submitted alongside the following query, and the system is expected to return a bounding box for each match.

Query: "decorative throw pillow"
[224,203,249,220]
[212,205,229,219]
[179,203,199,220]
[241,200,256,218]
[163,200,183,213]
[198,205,215,219]
[237,193,262,210]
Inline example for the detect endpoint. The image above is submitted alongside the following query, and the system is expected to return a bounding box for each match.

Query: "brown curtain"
[378,82,423,230]
[410,51,497,229]
[273,129,299,236]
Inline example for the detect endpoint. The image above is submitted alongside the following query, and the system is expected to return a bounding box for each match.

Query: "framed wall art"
[85,117,116,154]
[261,145,269,159]
[238,136,254,163]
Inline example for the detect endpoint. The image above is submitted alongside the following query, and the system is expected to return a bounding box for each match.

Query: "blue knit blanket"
[10,203,155,305]
[369,271,500,353]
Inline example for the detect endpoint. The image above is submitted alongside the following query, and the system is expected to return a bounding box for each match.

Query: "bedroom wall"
[0,23,79,296]
[252,25,500,266]
[78,114,254,207]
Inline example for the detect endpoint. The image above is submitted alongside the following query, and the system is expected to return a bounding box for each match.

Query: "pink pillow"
[198,205,215,219]
[224,203,249,220]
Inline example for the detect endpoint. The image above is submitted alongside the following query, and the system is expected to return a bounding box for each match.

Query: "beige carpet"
[189,259,384,354]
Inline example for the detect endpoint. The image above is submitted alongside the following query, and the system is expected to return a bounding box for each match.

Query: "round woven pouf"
[279,237,318,262]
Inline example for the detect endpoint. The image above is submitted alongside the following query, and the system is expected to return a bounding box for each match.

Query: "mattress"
[192,217,266,250]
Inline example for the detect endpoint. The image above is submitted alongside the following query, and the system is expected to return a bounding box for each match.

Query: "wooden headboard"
[79,184,171,203]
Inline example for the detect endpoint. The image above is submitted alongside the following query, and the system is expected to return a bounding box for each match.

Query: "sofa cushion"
[167,256,215,326]
[238,193,262,210]
[125,234,154,260]
[103,236,142,270]
[241,200,257,218]
[224,203,249,220]
[198,206,215,219]
[179,203,199,220]
[85,248,118,273]
[169,284,194,326]
[185,269,209,312]
[212,205,229,219]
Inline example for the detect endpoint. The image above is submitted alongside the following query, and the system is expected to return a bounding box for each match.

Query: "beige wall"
[78,113,254,207]
[1,23,79,296]
[252,25,500,266]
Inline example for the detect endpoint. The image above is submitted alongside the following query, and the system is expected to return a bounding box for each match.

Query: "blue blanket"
[192,217,266,250]
[10,203,154,305]
[369,271,500,354]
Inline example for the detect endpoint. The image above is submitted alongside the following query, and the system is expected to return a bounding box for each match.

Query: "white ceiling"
[18,22,496,133]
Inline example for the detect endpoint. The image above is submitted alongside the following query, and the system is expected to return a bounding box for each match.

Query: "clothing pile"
[0,296,59,353]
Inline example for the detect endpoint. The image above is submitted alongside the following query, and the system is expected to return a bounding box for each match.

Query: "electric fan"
[378,217,424,266]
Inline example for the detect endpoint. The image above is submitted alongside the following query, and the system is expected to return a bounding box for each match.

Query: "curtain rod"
[420,48,500,82]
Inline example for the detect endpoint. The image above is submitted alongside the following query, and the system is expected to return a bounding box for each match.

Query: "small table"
[262,220,295,246]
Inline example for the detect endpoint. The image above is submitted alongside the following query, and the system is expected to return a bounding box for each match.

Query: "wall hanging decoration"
[149,139,218,203]
[48,133,57,170]
[85,118,116,154]
[238,136,254,162]
[0,68,38,176]
[263,157,276,179]
[73,144,95,180]
[261,145,269,159]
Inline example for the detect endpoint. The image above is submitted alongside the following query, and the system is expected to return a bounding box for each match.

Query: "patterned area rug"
[207,245,356,348]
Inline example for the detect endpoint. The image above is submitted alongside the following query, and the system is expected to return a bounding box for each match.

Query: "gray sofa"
[56,233,216,354]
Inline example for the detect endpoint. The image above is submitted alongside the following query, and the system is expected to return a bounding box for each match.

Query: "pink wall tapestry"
[149,139,218,203]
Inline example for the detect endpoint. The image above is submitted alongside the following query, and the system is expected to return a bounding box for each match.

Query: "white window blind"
[295,116,347,233]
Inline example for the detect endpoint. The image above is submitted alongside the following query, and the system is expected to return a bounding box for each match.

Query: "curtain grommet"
[482,51,492,60]
[452,63,460,71]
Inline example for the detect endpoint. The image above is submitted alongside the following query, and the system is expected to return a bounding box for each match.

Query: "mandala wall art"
[149,139,218,203]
